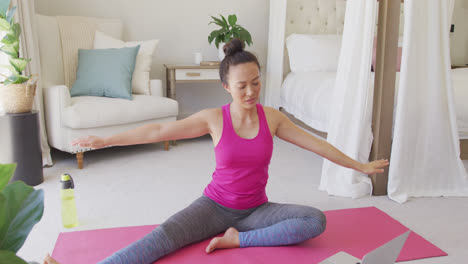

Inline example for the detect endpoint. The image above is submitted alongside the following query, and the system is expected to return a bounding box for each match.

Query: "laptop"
[319,231,411,264]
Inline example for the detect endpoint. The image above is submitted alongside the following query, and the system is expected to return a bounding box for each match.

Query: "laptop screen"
[362,231,410,264]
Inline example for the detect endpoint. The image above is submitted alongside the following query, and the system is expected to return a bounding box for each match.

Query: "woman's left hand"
[359,159,390,174]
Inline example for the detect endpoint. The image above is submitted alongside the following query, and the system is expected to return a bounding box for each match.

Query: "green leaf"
[239,28,253,46]
[12,40,19,54]
[0,44,18,58]
[5,6,15,24]
[3,79,14,85]
[215,36,221,49]
[0,182,44,252]
[1,34,14,45]
[2,74,28,85]
[5,32,16,44]
[208,20,223,28]
[0,181,33,251]
[2,74,16,85]
[5,73,29,84]
[0,194,6,233]
[208,29,222,44]
[210,28,231,48]
[0,250,28,264]
[0,65,19,75]
[0,0,10,18]
[209,16,226,28]
[223,34,231,43]
[12,23,20,39]
[9,58,29,74]
[228,14,237,26]
[232,27,240,39]
[220,15,228,28]
[14,75,30,84]
[2,189,44,252]
[0,164,16,191]
[0,18,10,31]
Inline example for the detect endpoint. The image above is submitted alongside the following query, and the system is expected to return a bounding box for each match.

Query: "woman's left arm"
[273,109,389,174]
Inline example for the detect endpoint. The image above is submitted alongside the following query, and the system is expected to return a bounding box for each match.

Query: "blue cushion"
[71,46,140,100]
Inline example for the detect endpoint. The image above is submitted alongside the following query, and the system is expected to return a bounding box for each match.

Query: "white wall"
[451,0,468,65]
[34,0,468,117]
[35,0,270,117]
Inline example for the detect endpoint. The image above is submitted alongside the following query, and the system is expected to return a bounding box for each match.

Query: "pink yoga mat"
[52,206,447,264]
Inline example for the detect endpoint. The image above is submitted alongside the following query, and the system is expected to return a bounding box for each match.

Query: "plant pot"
[0,77,38,114]
[218,42,226,61]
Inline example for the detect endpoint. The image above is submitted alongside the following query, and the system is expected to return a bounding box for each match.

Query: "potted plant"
[0,0,38,114]
[0,163,44,264]
[208,14,253,60]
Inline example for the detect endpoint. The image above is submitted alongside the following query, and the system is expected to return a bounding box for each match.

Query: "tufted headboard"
[282,0,404,76]
[285,0,346,36]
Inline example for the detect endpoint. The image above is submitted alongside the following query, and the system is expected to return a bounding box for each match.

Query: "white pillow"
[286,34,342,73]
[93,31,159,94]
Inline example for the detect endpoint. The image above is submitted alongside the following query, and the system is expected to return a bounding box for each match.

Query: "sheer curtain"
[319,0,377,198]
[388,0,468,203]
[14,0,53,166]
[264,0,287,109]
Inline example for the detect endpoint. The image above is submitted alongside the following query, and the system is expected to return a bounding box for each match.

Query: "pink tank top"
[203,103,273,209]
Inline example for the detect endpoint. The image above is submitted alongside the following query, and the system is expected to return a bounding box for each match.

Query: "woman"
[44,39,388,264]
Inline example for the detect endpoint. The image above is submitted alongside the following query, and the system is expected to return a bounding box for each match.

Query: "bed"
[265,0,468,160]
[280,69,468,140]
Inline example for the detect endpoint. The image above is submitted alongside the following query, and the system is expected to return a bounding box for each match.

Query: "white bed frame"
[264,0,404,141]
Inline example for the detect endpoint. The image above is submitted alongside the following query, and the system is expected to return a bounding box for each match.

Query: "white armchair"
[36,15,178,169]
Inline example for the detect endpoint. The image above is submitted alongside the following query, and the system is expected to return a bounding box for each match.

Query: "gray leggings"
[100,195,326,263]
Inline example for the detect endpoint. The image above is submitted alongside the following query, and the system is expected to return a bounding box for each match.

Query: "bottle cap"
[60,173,75,189]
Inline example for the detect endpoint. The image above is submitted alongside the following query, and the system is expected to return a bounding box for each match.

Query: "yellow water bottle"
[60,173,78,228]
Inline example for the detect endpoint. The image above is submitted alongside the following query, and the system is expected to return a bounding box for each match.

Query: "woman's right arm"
[71,109,214,149]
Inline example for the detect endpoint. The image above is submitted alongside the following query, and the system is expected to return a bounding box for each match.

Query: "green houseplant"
[0,0,38,114]
[0,163,44,264]
[208,14,253,60]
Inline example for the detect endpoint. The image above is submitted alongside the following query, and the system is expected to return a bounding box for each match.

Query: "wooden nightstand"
[164,64,220,100]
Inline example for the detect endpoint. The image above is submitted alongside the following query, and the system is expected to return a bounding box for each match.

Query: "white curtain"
[388,0,468,203]
[264,0,287,109]
[14,0,53,166]
[319,0,377,198]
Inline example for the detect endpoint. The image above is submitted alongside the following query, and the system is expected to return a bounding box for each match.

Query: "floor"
[19,135,468,263]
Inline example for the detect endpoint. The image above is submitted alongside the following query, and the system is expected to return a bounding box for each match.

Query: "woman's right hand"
[71,136,108,149]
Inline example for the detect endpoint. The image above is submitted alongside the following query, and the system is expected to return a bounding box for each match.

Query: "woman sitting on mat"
[44,38,389,264]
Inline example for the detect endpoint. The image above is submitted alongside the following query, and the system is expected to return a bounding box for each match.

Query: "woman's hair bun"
[223,38,244,57]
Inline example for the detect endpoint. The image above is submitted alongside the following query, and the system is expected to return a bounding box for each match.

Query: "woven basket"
[0,76,38,114]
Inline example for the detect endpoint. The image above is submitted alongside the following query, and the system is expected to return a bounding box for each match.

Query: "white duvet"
[280,68,468,139]
[280,71,336,132]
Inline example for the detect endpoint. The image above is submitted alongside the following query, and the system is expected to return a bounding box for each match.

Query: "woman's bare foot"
[205,227,240,253]
[43,253,60,264]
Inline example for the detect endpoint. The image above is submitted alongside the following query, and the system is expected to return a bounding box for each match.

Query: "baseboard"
[279,107,327,139]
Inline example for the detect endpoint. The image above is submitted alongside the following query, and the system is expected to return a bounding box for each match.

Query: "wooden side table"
[164,64,221,145]
[164,64,220,100]
[0,111,44,186]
